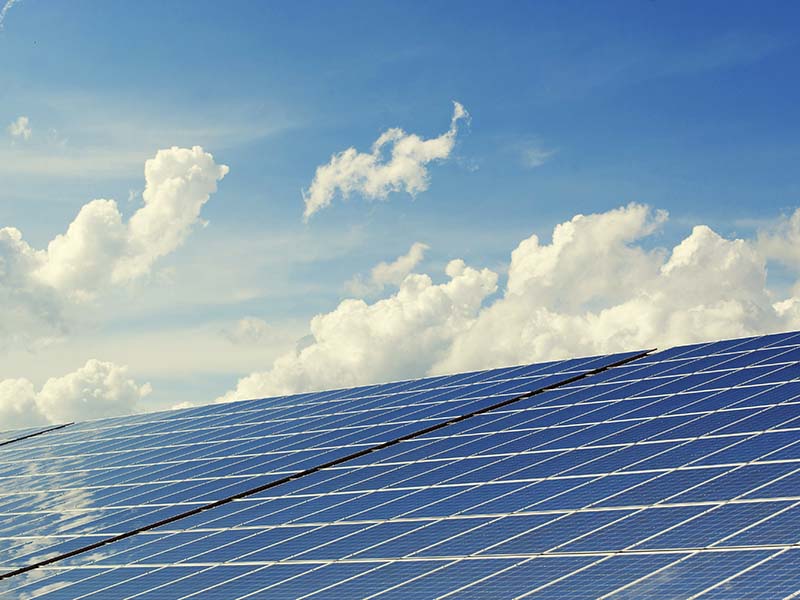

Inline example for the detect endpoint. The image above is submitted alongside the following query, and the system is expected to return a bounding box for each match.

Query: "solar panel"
[0,351,640,586]
[1,333,799,598]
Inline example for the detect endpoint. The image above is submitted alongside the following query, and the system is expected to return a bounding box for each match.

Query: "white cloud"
[521,145,554,169]
[0,146,227,347]
[7,115,31,140]
[221,203,800,402]
[0,359,150,429]
[0,0,19,29]
[218,258,497,401]
[345,242,430,296]
[757,209,800,270]
[35,145,229,294]
[302,102,469,221]
[222,317,272,345]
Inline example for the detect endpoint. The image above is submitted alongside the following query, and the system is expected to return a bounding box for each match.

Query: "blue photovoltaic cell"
[0,332,800,598]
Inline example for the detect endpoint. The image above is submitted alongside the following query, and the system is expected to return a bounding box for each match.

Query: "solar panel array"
[0,333,799,598]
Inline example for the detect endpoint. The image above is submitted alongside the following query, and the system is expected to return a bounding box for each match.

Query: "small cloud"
[521,145,555,169]
[8,115,31,141]
[46,128,68,147]
[302,102,469,221]
[221,317,271,345]
[345,242,430,297]
[510,136,556,169]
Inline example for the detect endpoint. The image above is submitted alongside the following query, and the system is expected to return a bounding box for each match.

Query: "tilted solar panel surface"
[0,332,798,598]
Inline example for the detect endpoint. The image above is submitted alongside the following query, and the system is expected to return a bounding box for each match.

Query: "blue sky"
[2,1,800,423]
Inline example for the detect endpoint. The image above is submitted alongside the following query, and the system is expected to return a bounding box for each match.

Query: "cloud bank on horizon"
[0,359,151,428]
[3,113,800,429]
[220,202,800,402]
[302,101,468,221]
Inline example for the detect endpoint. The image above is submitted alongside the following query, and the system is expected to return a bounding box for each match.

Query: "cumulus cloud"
[7,115,31,140]
[34,146,229,295]
[218,259,497,401]
[436,210,778,372]
[221,203,800,402]
[0,359,151,429]
[345,241,430,296]
[758,209,800,270]
[0,146,227,346]
[302,102,469,221]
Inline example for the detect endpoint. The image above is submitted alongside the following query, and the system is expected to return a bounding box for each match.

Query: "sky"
[1,0,800,427]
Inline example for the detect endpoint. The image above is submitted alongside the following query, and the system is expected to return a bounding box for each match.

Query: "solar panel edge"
[0,349,654,582]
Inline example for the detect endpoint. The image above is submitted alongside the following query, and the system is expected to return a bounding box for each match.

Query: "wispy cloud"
[0,0,20,30]
[520,144,555,169]
[0,90,292,178]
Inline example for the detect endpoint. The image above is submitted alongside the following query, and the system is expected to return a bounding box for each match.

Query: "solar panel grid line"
[359,560,457,600]
[296,561,395,600]
[595,485,800,592]
[6,546,796,593]
[430,556,529,600]
[686,546,791,599]
[593,502,800,597]
[597,549,695,600]
[122,565,218,600]
[588,475,798,554]
[176,564,275,600]
[506,553,614,600]
[12,541,800,568]
[0,350,650,582]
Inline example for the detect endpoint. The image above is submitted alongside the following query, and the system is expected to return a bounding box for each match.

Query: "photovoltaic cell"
[0,332,799,598]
